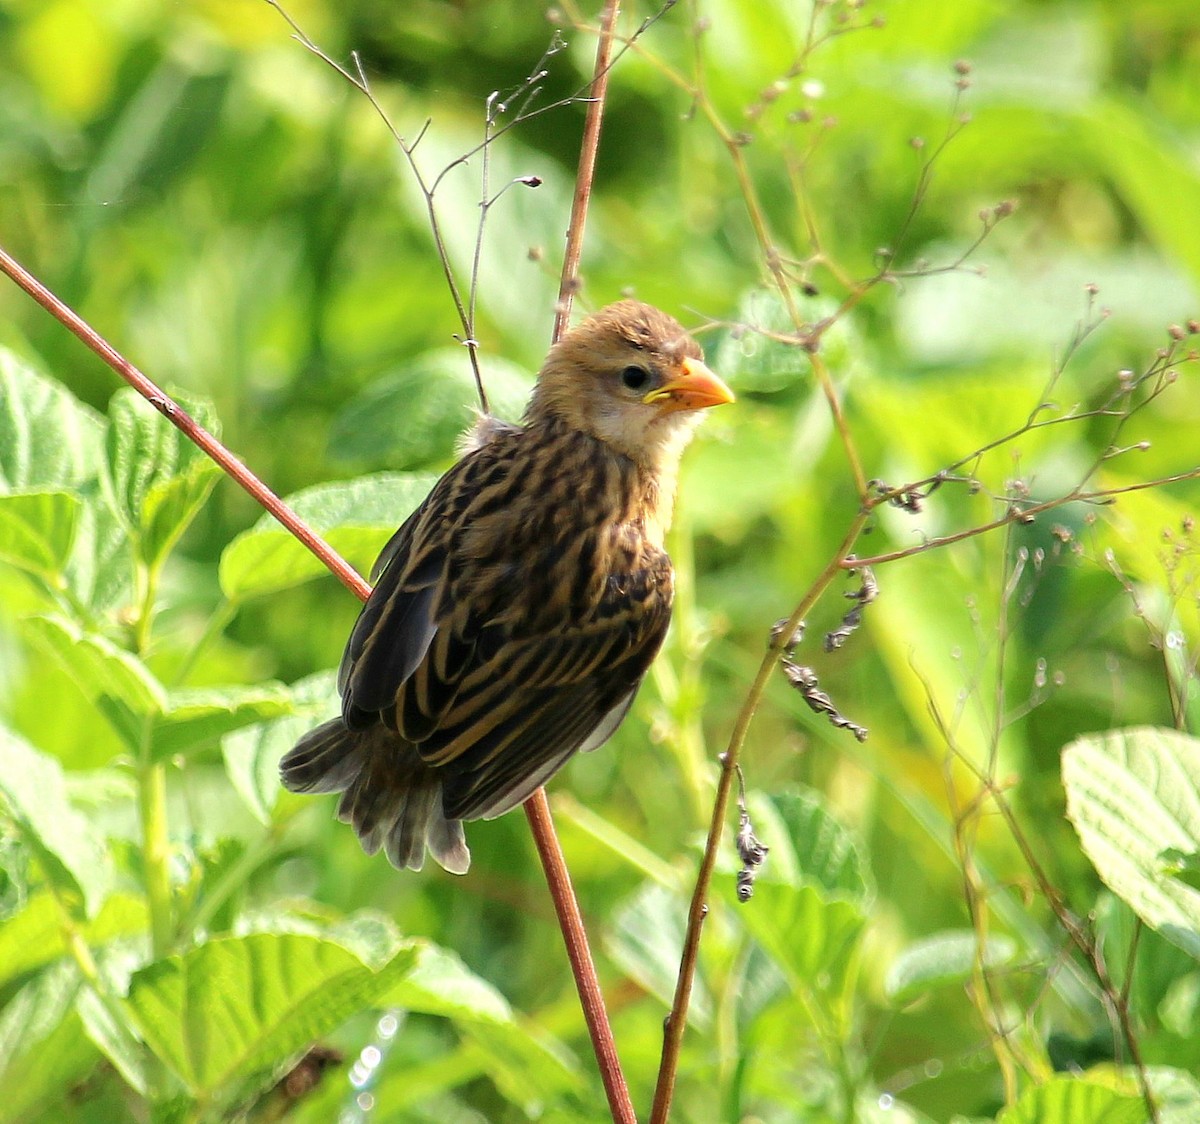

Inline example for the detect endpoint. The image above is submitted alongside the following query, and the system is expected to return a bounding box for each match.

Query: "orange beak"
[643,356,735,415]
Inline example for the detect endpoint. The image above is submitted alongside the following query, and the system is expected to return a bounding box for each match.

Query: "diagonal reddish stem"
[0,246,371,604]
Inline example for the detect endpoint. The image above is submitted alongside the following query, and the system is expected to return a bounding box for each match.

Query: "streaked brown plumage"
[280,300,733,873]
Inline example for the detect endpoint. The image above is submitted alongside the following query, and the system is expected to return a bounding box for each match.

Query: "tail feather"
[280,718,471,875]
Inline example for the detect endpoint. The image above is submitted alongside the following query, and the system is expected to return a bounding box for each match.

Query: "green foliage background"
[1,1,1199,1121]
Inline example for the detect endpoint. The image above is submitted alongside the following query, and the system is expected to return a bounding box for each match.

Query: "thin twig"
[528,4,637,1120]
[553,0,621,336]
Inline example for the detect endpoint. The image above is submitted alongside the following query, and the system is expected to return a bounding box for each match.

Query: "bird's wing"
[431,568,673,821]
[337,458,474,728]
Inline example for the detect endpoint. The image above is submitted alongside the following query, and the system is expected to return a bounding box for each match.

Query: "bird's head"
[527,300,734,469]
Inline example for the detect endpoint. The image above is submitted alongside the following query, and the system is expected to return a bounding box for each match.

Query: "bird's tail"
[280,718,471,875]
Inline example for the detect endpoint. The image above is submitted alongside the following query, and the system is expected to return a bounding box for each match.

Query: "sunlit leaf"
[65,485,135,614]
[1092,99,1200,286]
[995,1076,1145,1123]
[329,349,532,469]
[606,882,711,1026]
[0,963,100,1124]
[386,941,513,1025]
[0,489,81,582]
[1145,1065,1200,1124]
[1063,726,1200,959]
[126,933,419,1096]
[463,1020,582,1113]
[738,882,866,1032]
[222,670,336,824]
[21,615,165,748]
[752,786,873,903]
[102,387,221,568]
[884,930,1018,1003]
[0,891,148,990]
[0,726,112,916]
[148,683,293,763]
[217,472,437,601]
[0,350,105,492]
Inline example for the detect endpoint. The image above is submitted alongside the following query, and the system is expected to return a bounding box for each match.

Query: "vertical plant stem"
[553,0,620,335]
[133,552,174,959]
[138,752,174,958]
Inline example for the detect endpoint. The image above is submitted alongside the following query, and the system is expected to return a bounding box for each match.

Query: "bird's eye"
[621,365,650,391]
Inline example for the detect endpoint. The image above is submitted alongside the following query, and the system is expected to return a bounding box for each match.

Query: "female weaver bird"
[280,300,733,873]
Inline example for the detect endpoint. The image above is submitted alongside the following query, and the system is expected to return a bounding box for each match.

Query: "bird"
[280,300,733,874]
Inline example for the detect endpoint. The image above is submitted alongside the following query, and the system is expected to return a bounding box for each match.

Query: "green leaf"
[884,930,1018,1004]
[995,1076,1145,1124]
[1145,1066,1200,1124]
[329,350,532,469]
[388,941,583,1109]
[1089,98,1200,285]
[222,670,336,824]
[141,458,222,570]
[1063,726,1200,959]
[606,882,711,1026]
[386,941,513,1025]
[0,489,81,581]
[148,683,293,763]
[0,890,148,990]
[0,725,112,915]
[125,932,419,1097]
[1161,848,1200,893]
[22,614,165,748]
[751,786,873,903]
[0,349,105,491]
[217,471,438,601]
[738,882,866,1030]
[65,484,135,614]
[0,963,101,1124]
[102,386,221,567]
[462,1020,582,1113]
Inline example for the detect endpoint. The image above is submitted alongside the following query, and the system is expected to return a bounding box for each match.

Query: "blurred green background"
[1,0,1199,1121]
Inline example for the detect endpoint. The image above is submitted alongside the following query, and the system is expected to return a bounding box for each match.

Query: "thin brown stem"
[649,512,869,1122]
[553,0,621,338]
[533,5,637,1118]
[524,789,635,1124]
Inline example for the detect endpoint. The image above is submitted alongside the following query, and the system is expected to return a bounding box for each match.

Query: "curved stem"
[649,512,869,1122]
